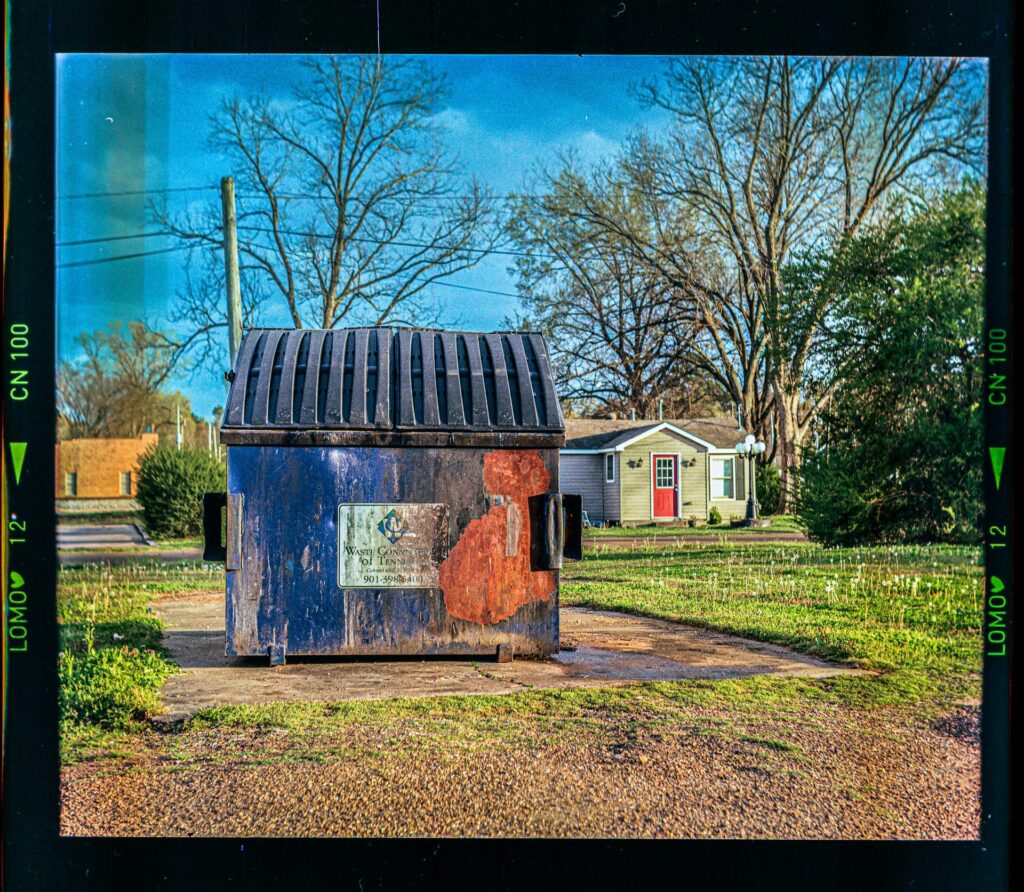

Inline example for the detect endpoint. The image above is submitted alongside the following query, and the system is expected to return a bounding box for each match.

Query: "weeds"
[57,562,190,745]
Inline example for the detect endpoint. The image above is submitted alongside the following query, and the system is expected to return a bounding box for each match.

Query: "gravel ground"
[61,703,979,839]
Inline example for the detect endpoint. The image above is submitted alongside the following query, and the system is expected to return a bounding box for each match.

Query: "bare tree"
[152,55,499,363]
[509,162,724,418]
[515,151,772,434]
[616,56,985,508]
[57,322,190,438]
[57,338,122,438]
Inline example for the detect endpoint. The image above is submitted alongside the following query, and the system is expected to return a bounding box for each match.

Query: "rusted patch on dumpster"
[439,450,556,625]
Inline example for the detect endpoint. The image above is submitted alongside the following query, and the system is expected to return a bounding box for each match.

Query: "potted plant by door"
[687,515,699,528]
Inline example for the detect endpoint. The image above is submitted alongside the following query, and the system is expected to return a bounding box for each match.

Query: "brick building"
[55,433,159,499]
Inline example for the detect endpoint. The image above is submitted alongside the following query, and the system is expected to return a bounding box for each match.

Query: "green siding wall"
[617,430,706,523]
[561,427,759,525]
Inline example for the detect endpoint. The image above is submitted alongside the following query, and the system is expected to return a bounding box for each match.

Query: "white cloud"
[568,129,619,167]
[430,107,473,135]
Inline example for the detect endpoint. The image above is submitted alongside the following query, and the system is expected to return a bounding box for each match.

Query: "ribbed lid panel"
[222,327,564,433]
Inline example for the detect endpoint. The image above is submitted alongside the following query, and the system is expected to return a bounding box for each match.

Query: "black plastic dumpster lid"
[221,328,565,438]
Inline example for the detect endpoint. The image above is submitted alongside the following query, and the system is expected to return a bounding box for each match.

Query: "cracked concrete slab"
[150,594,863,722]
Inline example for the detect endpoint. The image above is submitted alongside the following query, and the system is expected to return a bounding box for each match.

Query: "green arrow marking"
[989,447,1005,490]
[990,576,1004,594]
[8,442,27,485]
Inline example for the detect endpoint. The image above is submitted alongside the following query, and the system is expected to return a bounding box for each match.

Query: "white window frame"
[65,471,77,496]
[120,470,132,495]
[604,453,615,483]
[654,456,675,489]
[710,456,735,499]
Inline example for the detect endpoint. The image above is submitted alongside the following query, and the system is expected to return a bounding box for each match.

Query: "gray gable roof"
[563,417,748,450]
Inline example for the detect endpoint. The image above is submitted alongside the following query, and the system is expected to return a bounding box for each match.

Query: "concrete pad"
[151,595,863,722]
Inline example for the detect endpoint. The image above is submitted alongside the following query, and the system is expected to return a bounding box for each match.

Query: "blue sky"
[56,54,672,418]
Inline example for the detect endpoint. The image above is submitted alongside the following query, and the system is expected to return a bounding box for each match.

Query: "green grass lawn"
[57,509,144,526]
[58,541,982,762]
[564,540,982,707]
[584,514,805,537]
[59,537,204,552]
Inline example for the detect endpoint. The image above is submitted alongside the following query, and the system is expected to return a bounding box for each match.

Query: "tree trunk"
[774,378,802,514]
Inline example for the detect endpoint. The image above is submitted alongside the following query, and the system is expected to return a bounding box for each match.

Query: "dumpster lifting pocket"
[562,493,583,562]
[202,492,227,562]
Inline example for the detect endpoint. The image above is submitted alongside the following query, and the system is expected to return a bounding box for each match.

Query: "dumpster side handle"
[542,493,564,570]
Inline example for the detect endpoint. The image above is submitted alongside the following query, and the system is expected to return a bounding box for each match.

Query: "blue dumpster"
[204,327,582,665]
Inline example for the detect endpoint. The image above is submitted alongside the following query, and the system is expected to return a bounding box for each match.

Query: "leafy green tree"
[755,463,782,516]
[796,184,984,545]
[135,444,226,538]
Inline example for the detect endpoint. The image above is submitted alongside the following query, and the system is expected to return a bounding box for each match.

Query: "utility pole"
[175,402,182,451]
[220,176,243,367]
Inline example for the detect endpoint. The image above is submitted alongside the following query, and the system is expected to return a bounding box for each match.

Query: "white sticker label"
[337,503,449,589]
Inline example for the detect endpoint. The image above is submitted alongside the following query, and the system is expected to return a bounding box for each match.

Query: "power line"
[59,185,219,200]
[53,240,520,297]
[55,221,532,298]
[431,281,520,299]
[235,192,510,203]
[52,226,557,261]
[58,183,521,203]
[56,244,202,268]
[57,231,176,247]
[236,224,553,260]
[55,242,520,299]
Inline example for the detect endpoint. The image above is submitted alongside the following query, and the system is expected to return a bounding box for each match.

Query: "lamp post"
[734,434,766,524]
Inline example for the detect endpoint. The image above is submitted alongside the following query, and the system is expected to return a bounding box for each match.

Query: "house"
[560,418,753,525]
[55,433,158,500]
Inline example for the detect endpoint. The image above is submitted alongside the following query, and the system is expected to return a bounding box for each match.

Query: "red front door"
[652,454,677,518]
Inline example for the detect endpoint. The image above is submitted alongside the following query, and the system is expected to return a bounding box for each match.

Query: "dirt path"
[59,593,976,839]
[60,704,979,839]
[150,599,861,721]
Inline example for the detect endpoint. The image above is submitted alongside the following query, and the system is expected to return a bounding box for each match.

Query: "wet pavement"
[151,595,863,722]
[57,523,151,549]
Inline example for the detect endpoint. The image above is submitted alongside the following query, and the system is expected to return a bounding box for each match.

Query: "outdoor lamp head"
[754,441,766,454]
[735,442,748,454]
[744,434,756,446]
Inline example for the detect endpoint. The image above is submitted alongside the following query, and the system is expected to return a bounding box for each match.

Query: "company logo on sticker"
[377,509,409,544]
